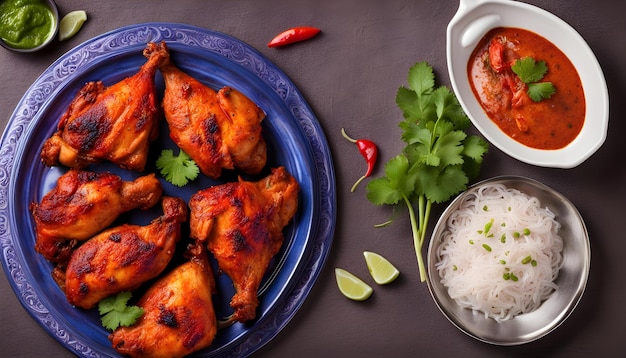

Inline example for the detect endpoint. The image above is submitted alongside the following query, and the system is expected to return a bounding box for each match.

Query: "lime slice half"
[363,251,400,285]
[58,10,88,41]
[335,268,373,301]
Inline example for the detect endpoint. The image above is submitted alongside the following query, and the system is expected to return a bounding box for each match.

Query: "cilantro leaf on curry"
[511,57,547,83]
[527,82,556,102]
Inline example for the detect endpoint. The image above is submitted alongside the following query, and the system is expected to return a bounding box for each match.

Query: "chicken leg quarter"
[63,196,188,309]
[189,167,299,322]
[40,42,168,171]
[31,170,163,263]
[109,242,217,358]
[146,41,267,178]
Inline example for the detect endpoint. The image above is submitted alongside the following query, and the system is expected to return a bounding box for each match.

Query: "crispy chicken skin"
[189,167,299,322]
[109,242,217,358]
[63,197,188,309]
[30,170,163,263]
[40,42,168,171]
[146,41,267,178]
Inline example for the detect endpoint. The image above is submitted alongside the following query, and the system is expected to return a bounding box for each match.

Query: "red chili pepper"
[341,128,378,192]
[267,26,321,48]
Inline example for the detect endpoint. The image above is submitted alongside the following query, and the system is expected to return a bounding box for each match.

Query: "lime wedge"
[58,10,88,41]
[363,251,400,285]
[335,268,373,301]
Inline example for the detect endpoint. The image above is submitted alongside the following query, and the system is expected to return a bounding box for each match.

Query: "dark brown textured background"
[1,0,624,357]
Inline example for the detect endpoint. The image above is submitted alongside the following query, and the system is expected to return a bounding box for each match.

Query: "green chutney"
[0,0,55,49]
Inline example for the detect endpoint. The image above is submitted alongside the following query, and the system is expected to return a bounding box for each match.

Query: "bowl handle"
[450,0,503,48]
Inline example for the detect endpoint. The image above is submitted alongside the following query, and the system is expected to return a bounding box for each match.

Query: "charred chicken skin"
[63,196,188,309]
[145,41,267,178]
[40,42,168,171]
[30,170,163,263]
[189,166,299,322]
[109,242,217,358]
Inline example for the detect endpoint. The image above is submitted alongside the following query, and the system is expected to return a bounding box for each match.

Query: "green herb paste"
[0,0,55,49]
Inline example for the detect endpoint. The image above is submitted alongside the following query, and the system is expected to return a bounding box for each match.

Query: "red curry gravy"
[468,27,585,149]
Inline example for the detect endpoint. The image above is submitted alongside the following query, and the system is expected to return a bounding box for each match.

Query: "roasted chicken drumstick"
[30,170,163,263]
[109,242,217,358]
[189,167,299,322]
[145,41,267,178]
[40,42,167,171]
[63,196,188,309]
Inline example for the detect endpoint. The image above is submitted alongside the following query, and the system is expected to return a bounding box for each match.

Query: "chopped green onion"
[483,219,494,236]
[482,244,492,252]
[523,228,531,235]
[482,205,489,211]
[513,231,520,238]
[503,272,511,280]
[469,239,474,245]
[510,273,519,282]
[500,234,506,243]
[499,260,506,264]
[531,260,537,267]
[522,255,532,264]
[452,265,458,271]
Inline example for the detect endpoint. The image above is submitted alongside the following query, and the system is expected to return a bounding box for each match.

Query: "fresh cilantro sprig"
[366,62,488,282]
[155,148,200,187]
[98,291,144,331]
[511,57,555,102]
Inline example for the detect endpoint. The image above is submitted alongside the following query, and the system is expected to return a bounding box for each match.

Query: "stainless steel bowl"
[427,176,590,345]
[0,0,59,53]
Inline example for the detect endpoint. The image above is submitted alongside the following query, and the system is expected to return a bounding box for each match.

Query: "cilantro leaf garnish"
[511,57,547,83]
[511,56,555,102]
[527,82,556,102]
[98,291,144,331]
[366,61,489,282]
[155,148,200,187]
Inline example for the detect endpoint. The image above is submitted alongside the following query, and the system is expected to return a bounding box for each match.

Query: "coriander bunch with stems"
[366,62,488,282]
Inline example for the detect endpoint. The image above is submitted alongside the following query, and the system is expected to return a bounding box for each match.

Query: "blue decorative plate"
[0,23,336,357]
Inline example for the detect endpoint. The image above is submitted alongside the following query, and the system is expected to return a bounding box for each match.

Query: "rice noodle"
[435,183,563,321]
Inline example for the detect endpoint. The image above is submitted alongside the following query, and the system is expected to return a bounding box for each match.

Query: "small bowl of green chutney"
[0,0,59,53]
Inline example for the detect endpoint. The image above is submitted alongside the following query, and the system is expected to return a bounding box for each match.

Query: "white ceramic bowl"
[427,176,590,345]
[447,0,609,168]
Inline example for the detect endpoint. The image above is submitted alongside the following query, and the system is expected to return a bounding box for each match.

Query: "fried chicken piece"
[40,42,168,171]
[145,41,266,178]
[63,197,188,309]
[30,170,163,263]
[189,167,299,322]
[109,242,217,358]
